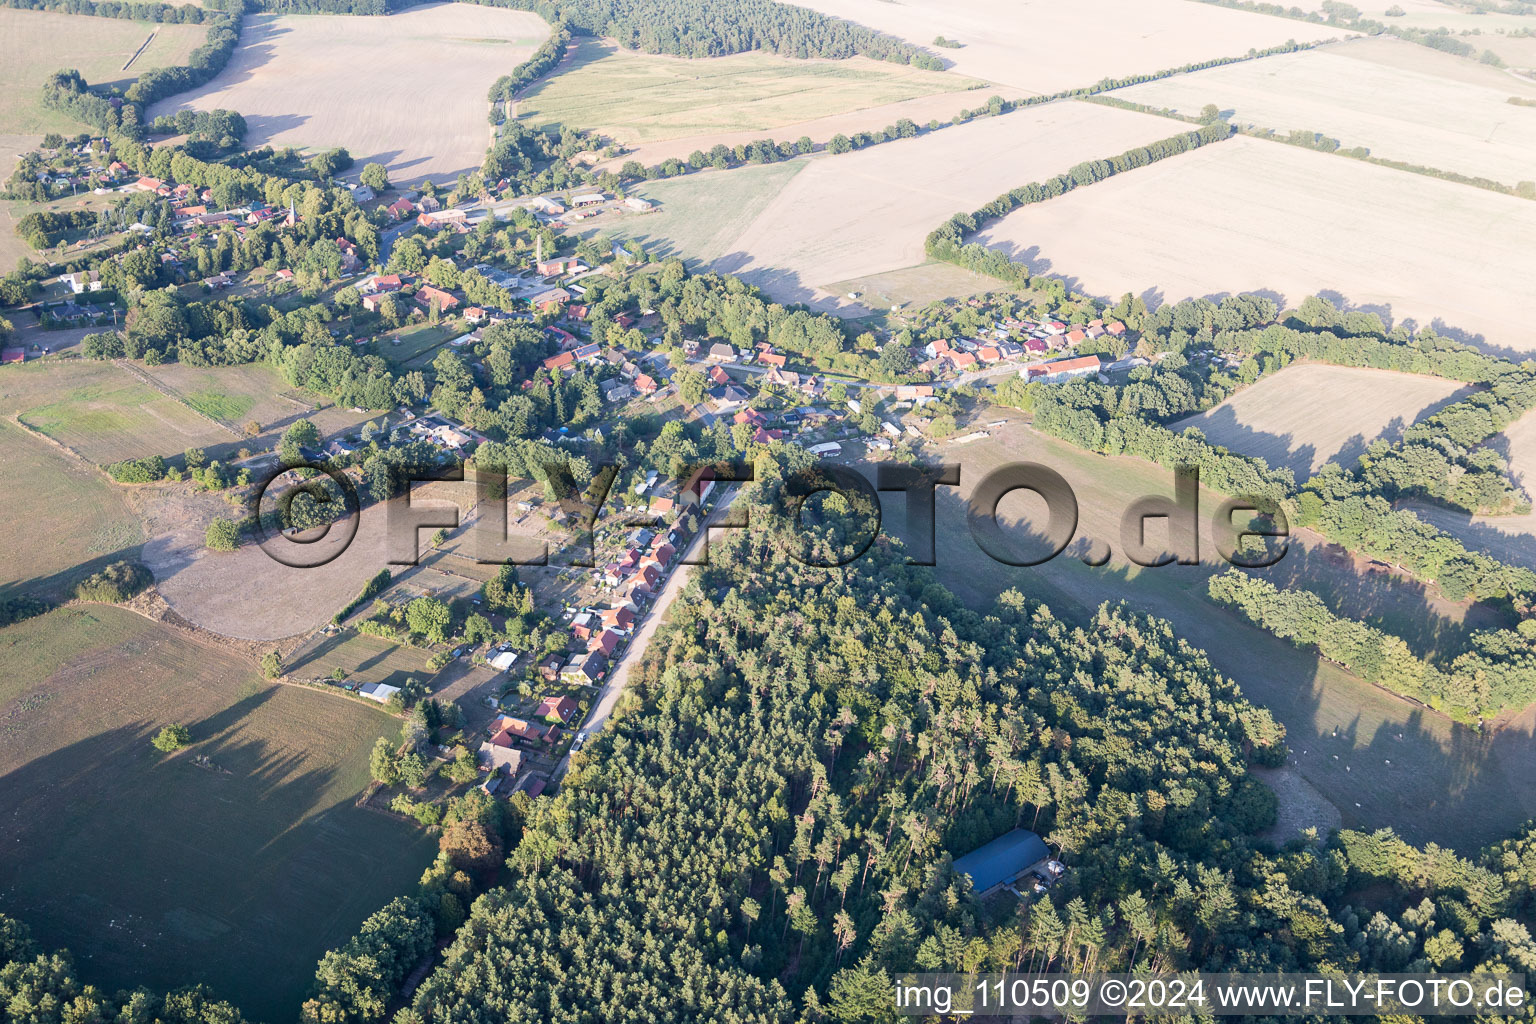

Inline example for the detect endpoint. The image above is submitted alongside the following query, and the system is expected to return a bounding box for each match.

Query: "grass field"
[975,134,1536,352]
[0,9,207,136]
[138,361,309,434]
[586,159,807,265]
[919,416,1536,850]
[1171,363,1473,478]
[783,0,1351,95]
[0,606,435,1020]
[1111,36,1536,185]
[824,261,1021,311]
[287,629,436,690]
[150,4,548,183]
[518,37,983,145]
[0,419,143,599]
[17,369,230,465]
[711,101,1179,314]
[382,322,458,370]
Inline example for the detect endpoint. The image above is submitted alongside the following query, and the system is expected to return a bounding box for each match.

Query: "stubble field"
[150,4,549,182]
[974,134,1536,351]
[1171,363,1473,478]
[783,0,1350,94]
[0,606,435,1021]
[1111,36,1536,185]
[638,100,1179,313]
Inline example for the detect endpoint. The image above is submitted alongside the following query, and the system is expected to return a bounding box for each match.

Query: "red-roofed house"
[1106,321,1127,336]
[600,605,635,631]
[588,629,621,657]
[634,374,659,395]
[386,197,416,220]
[978,346,1001,362]
[759,352,787,368]
[950,351,977,370]
[1066,328,1087,346]
[415,285,460,311]
[734,407,768,427]
[543,351,575,372]
[707,365,730,385]
[489,715,548,745]
[536,695,579,723]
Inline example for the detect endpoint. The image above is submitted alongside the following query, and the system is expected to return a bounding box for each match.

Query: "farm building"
[570,192,606,207]
[1027,355,1102,382]
[488,650,519,672]
[951,829,1051,897]
[624,196,654,212]
[359,682,402,704]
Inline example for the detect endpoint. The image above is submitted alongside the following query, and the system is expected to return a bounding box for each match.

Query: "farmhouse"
[418,209,468,229]
[951,829,1055,897]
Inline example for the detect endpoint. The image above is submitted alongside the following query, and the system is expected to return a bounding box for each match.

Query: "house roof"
[952,829,1049,894]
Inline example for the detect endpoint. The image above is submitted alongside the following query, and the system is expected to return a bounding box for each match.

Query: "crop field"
[922,418,1536,850]
[150,4,549,182]
[519,38,984,146]
[1111,37,1536,184]
[975,135,1536,351]
[0,606,435,1021]
[714,101,1180,313]
[1171,363,1473,478]
[1480,33,1536,71]
[782,0,1350,95]
[16,367,230,465]
[0,419,143,599]
[0,9,207,136]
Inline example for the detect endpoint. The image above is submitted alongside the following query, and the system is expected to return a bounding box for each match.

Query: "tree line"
[1209,568,1536,719]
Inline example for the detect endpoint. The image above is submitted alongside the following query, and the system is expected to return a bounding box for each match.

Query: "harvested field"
[0,606,435,1021]
[1111,36,1536,184]
[715,101,1180,313]
[0,419,143,598]
[521,37,986,147]
[1287,0,1536,34]
[921,418,1536,849]
[286,629,435,690]
[17,367,230,465]
[0,9,207,135]
[150,4,549,183]
[783,0,1350,95]
[975,135,1536,352]
[1171,363,1473,478]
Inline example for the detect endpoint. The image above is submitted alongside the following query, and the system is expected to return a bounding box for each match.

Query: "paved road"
[551,489,737,781]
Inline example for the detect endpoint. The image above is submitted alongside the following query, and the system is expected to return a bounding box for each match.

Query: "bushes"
[152,724,192,752]
[106,454,168,483]
[73,560,152,603]
[205,517,240,551]
[333,568,392,624]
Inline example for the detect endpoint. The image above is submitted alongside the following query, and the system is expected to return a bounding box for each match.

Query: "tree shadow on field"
[0,544,146,606]
[0,685,433,1021]
[918,481,1536,851]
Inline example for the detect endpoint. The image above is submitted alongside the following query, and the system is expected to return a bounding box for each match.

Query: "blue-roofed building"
[951,829,1050,896]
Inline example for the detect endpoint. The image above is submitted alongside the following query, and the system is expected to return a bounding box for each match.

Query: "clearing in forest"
[974,135,1536,351]
[0,606,434,1022]
[781,0,1350,95]
[1170,363,1473,478]
[149,5,549,182]
[518,37,986,147]
[1111,36,1536,185]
